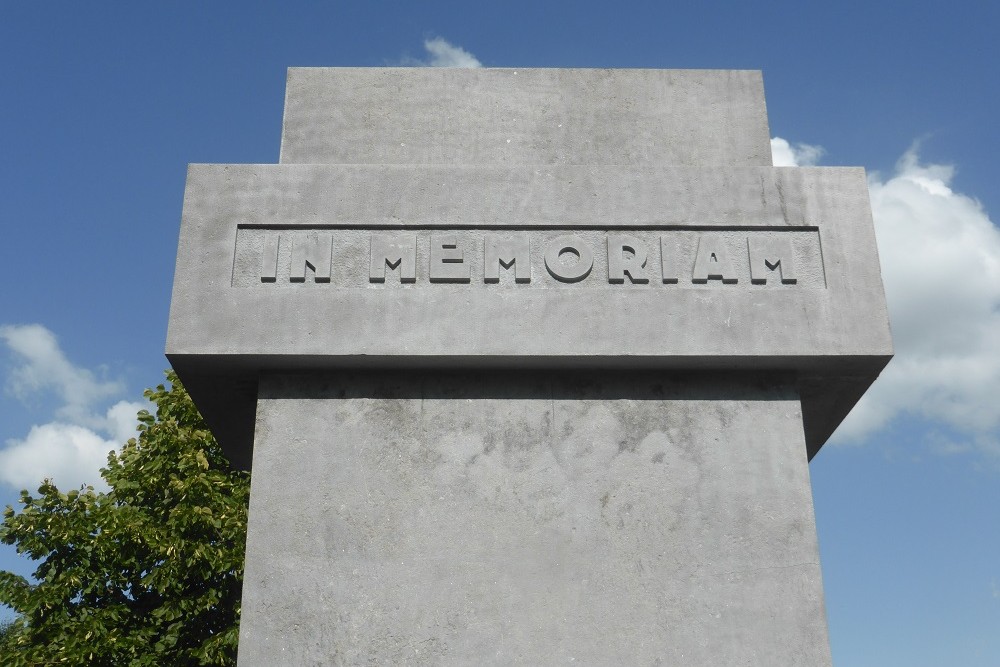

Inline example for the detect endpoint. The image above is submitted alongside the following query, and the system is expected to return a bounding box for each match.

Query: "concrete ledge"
[168,165,889,359]
[167,163,891,466]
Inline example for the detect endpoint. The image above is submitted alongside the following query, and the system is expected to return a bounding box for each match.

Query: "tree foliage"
[0,618,18,653]
[0,371,250,666]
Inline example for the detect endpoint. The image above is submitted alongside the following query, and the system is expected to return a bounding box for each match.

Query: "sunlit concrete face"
[239,372,832,666]
[278,68,774,167]
[166,68,892,665]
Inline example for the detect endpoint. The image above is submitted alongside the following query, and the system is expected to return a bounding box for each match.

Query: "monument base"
[238,371,832,666]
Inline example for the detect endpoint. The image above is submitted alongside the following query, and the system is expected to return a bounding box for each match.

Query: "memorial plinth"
[167,69,892,665]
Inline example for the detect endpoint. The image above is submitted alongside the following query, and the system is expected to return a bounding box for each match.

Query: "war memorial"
[167,68,893,664]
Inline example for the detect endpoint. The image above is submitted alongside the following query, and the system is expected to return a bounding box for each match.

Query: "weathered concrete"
[239,371,832,666]
[279,68,773,166]
[167,163,891,466]
[165,68,892,665]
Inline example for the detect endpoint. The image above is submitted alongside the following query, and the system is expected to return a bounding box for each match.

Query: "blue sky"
[2,3,999,664]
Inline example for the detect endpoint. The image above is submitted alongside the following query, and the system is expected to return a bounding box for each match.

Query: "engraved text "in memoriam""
[254,231,812,286]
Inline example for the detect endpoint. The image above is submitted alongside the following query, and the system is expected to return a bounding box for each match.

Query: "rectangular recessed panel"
[232,227,825,289]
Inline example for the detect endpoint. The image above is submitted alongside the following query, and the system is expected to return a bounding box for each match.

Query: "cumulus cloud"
[770,137,824,167]
[0,324,142,490]
[772,140,1000,456]
[0,324,122,427]
[405,37,482,68]
[842,151,1000,454]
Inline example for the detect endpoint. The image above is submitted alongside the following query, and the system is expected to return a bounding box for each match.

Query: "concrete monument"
[167,68,892,664]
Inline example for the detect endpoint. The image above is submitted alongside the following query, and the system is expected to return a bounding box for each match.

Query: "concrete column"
[238,371,831,665]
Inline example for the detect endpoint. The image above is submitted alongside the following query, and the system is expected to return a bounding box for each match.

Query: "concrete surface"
[163,68,894,665]
[167,163,891,466]
[279,68,772,167]
[238,371,832,666]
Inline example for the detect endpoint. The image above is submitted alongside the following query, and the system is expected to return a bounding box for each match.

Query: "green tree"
[0,371,250,666]
[0,618,19,653]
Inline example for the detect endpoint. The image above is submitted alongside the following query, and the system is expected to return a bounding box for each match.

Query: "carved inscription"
[692,236,738,284]
[369,234,416,283]
[545,235,593,283]
[290,235,332,283]
[232,228,825,288]
[748,237,797,284]
[429,234,471,283]
[485,235,530,283]
[608,235,650,284]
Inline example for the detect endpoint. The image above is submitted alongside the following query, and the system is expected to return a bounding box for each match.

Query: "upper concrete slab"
[168,164,889,363]
[167,163,891,467]
[279,68,772,166]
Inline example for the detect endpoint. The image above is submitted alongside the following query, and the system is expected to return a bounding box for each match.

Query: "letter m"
[748,237,797,285]
[369,234,416,283]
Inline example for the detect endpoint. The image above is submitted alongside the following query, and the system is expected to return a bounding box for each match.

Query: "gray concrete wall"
[164,68,892,664]
[238,371,832,666]
[279,68,772,167]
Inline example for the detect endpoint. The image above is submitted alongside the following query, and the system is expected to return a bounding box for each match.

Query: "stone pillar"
[167,69,892,665]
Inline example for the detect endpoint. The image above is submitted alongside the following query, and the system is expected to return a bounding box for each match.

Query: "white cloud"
[105,399,144,445]
[406,37,482,68]
[0,402,143,492]
[771,138,1000,455]
[0,323,122,427]
[0,324,142,490]
[772,140,1000,456]
[770,137,824,167]
[837,149,1000,454]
